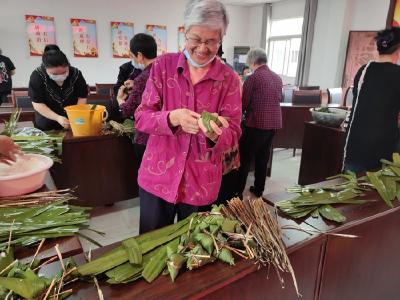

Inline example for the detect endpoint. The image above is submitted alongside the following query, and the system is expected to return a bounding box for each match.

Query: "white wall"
[308,0,391,89]
[248,5,265,48]
[0,0,251,87]
[271,0,305,20]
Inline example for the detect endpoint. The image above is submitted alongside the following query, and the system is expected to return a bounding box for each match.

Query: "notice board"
[342,31,379,89]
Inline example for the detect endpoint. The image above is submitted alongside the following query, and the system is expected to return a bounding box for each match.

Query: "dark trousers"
[139,187,210,234]
[215,170,238,206]
[236,127,275,197]
[134,143,146,167]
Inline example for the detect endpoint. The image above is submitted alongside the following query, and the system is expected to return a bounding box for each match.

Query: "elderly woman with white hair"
[135,0,242,233]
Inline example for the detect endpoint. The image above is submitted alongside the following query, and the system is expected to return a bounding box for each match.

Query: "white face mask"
[47,71,68,82]
[183,49,215,68]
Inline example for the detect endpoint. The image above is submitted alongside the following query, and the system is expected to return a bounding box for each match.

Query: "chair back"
[327,88,343,105]
[292,89,322,105]
[95,83,115,97]
[298,85,320,90]
[343,86,353,107]
[12,90,32,108]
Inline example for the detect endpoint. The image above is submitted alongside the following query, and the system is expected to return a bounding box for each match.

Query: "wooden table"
[274,104,342,150]
[298,122,346,185]
[0,106,35,123]
[50,131,139,206]
[39,180,400,300]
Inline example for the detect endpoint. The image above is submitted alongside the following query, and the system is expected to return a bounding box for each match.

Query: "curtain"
[295,0,318,86]
[261,3,272,50]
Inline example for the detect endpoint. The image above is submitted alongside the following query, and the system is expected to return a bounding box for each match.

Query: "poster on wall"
[71,18,98,57]
[111,22,134,58]
[178,26,185,52]
[146,24,167,56]
[342,31,379,89]
[25,15,56,56]
[387,0,400,27]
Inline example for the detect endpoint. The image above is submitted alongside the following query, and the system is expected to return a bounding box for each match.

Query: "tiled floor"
[79,148,302,251]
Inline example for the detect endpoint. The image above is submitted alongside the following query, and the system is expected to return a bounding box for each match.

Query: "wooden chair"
[95,83,115,97]
[298,85,320,90]
[292,89,322,105]
[327,88,343,105]
[343,86,354,107]
[11,90,32,108]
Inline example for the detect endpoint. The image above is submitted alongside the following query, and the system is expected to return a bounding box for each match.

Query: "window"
[267,18,303,79]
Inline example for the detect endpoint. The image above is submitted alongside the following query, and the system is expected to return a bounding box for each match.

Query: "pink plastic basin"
[0,154,54,197]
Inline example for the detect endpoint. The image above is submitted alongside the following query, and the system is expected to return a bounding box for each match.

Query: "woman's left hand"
[198,114,229,142]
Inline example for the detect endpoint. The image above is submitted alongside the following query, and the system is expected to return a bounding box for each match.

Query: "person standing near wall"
[117,33,157,166]
[0,49,16,105]
[236,48,282,199]
[343,28,400,172]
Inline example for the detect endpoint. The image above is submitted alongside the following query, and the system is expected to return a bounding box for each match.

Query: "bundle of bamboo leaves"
[0,246,76,299]
[77,206,251,285]
[1,109,64,163]
[276,153,400,222]
[0,190,91,250]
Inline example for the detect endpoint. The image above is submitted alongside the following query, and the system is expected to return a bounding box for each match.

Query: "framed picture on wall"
[25,15,56,56]
[387,0,400,27]
[71,18,98,57]
[111,22,134,58]
[146,24,167,56]
[342,31,379,89]
[178,26,185,52]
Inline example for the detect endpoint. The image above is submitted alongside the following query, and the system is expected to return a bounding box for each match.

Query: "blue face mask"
[183,49,215,68]
[132,59,145,71]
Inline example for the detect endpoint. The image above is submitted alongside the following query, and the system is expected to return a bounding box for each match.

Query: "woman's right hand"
[57,115,70,129]
[169,109,200,134]
[0,136,22,163]
[124,80,134,89]
[117,86,128,104]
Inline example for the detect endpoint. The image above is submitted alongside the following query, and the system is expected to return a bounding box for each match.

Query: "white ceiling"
[221,0,283,6]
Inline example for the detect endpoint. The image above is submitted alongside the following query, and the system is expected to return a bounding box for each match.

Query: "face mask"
[132,58,145,70]
[183,48,215,68]
[47,72,68,82]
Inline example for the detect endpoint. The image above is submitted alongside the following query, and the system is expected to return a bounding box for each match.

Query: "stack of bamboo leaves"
[0,190,92,250]
[0,246,76,299]
[1,109,64,163]
[103,119,135,140]
[77,207,244,284]
[276,153,400,223]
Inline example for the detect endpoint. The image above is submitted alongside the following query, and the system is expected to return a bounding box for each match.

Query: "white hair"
[246,48,268,65]
[184,0,229,36]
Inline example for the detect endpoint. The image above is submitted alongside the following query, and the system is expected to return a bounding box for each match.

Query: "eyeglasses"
[185,35,221,48]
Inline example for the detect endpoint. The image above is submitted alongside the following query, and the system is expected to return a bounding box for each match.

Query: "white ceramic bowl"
[0,154,53,197]
[310,108,347,128]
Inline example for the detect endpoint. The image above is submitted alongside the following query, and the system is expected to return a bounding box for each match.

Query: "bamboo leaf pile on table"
[77,207,253,285]
[0,189,91,250]
[0,246,76,299]
[103,119,135,139]
[1,109,64,163]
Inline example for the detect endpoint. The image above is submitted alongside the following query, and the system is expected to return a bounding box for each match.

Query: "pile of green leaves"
[365,153,400,207]
[0,200,91,250]
[277,153,400,222]
[0,247,75,299]
[201,111,222,133]
[77,206,244,284]
[1,109,64,163]
[276,172,370,222]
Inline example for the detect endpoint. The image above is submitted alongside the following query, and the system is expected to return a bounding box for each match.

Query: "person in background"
[117,33,157,165]
[0,136,21,163]
[29,48,88,131]
[343,27,400,172]
[236,48,282,199]
[242,65,251,76]
[114,39,142,99]
[135,0,242,233]
[0,49,16,105]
